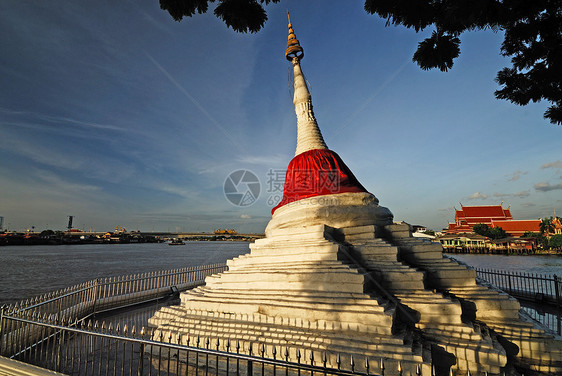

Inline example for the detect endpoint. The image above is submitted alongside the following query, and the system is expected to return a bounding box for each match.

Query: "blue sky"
[1,1,560,233]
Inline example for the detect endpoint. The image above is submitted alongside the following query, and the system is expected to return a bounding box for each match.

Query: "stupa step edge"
[381,222,562,374]
[333,225,508,373]
[149,12,561,375]
[149,223,438,375]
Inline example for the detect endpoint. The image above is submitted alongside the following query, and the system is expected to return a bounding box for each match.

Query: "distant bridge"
[150,232,265,239]
[62,231,265,239]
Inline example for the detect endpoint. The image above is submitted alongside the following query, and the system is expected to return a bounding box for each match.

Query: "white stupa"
[149,13,562,376]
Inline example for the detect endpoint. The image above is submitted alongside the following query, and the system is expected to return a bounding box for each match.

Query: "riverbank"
[447,253,562,275]
[444,248,562,256]
[0,232,259,246]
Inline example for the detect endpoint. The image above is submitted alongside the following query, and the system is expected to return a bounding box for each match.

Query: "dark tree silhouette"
[472,223,507,239]
[159,0,562,125]
[472,223,490,237]
[159,0,280,33]
[539,217,555,235]
[365,0,562,125]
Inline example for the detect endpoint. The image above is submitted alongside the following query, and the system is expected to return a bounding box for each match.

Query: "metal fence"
[475,268,561,307]
[0,312,402,376]
[1,263,518,375]
[520,304,562,335]
[2,264,227,321]
[475,268,562,335]
[0,264,226,362]
[0,263,431,376]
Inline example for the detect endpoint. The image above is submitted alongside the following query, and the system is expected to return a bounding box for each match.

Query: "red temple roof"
[460,205,513,220]
[490,219,541,237]
[447,204,514,234]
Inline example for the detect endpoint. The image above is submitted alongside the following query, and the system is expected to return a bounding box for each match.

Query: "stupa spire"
[285,12,327,156]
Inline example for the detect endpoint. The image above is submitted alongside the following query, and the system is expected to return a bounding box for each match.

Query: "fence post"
[57,296,63,324]
[0,305,4,355]
[55,325,65,372]
[555,275,561,336]
[507,272,513,294]
[554,275,561,309]
[157,272,162,302]
[247,343,253,376]
[92,279,100,315]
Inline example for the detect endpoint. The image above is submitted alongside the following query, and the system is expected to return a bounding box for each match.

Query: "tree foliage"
[489,226,507,239]
[472,223,507,239]
[159,0,562,125]
[39,229,54,237]
[549,234,562,248]
[364,0,562,125]
[539,217,555,235]
[473,223,490,237]
[159,0,280,33]
[521,231,538,238]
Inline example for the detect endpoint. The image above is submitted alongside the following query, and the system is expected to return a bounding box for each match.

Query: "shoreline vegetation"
[0,230,261,246]
[443,248,562,256]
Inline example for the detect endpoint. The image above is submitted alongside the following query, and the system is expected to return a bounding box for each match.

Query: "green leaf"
[412,31,460,72]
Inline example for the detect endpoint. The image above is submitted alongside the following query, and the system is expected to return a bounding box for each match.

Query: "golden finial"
[285,10,304,61]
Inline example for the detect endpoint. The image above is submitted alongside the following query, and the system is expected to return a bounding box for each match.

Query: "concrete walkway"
[0,356,66,376]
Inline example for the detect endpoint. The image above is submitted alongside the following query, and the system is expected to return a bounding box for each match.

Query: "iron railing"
[474,268,561,308]
[0,312,403,376]
[2,264,227,321]
[520,304,562,335]
[0,264,433,375]
[0,264,227,365]
[474,268,562,335]
[0,263,522,375]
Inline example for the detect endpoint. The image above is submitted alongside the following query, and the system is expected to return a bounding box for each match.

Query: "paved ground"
[0,356,66,376]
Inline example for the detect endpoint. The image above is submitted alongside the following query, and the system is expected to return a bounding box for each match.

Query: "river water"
[445,253,562,275]
[2,243,561,306]
[2,243,561,336]
[0,242,250,306]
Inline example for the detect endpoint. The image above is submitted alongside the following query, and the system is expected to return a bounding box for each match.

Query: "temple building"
[489,219,541,237]
[551,214,562,235]
[445,204,547,237]
[446,204,513,234]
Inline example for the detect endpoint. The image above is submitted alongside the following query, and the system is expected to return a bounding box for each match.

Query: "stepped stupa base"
[150,223,432,376]
[150,12,561,375]
[383,222,562,375]
[150,196,537,376]
[150,216,562,376]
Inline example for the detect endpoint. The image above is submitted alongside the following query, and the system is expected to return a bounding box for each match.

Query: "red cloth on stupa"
[271,149,368,214]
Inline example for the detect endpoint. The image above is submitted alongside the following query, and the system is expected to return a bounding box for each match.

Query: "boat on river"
[168,238,185,245]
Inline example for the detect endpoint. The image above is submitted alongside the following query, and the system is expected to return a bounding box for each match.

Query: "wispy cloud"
[134,7,174,36]
[152,184,198,200]
[534,181,562,192]
[0,133,138,185]
[330,58,410,138]
[506,170,527,181]
[541,160,562,169]
[467,192,489,200]
[0,135,86,171]
[144,52,246,155]
[438,206,455,212]
[493,191,530,198]
[0,107,125,132]
[236,154,288,167]
[34,169,101,194]
[240,214,251,219]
